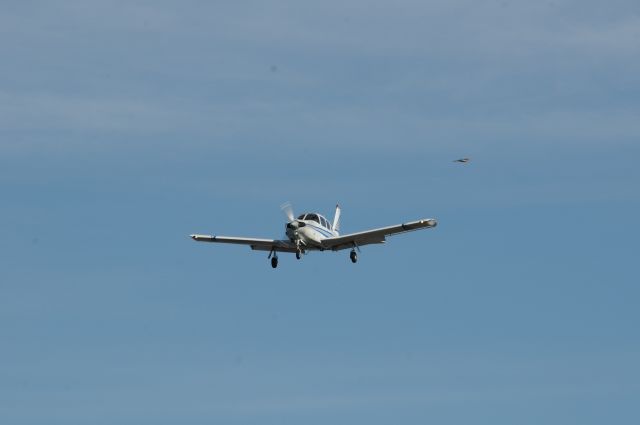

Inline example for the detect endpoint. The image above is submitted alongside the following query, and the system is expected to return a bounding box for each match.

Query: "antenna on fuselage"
[332,204,341,232]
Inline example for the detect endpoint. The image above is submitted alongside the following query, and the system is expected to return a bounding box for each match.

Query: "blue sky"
[1,1,639,424]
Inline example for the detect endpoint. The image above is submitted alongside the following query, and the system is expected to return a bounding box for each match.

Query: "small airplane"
[190,203,437,268]
[453,157,470,163]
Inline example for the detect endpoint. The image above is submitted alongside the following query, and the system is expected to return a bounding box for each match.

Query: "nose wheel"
[349,249,358,263]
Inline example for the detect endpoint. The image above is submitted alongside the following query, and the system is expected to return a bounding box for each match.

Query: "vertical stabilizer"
[332,204,341,232]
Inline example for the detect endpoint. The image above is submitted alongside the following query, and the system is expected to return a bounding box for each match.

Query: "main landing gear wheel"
[271,256,278,268]
[296,250,301,260]
[350,250,358,263]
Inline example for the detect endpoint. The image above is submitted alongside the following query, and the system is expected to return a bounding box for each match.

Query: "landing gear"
[350,249,358,263]
[296,249,302,260]
[269,249,279,268]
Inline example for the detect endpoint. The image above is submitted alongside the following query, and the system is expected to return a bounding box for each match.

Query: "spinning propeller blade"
[280,201,294,222]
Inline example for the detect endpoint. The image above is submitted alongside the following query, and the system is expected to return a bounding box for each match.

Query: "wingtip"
[420,219,437,228]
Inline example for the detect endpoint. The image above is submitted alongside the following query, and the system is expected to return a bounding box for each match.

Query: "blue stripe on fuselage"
[306,222,335,238]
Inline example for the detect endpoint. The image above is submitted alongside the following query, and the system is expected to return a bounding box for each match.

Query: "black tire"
[296,250,301,260]
[271,257,278,268]
[350,251,358,263]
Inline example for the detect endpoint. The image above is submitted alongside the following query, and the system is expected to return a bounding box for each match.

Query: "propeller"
[280,201,294,222]
[281,202,306,231]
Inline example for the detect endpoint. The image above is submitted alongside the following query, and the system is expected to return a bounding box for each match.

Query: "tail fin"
[332,204,341,232]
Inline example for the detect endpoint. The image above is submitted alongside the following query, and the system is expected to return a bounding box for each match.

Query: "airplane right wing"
[190,234,298,253]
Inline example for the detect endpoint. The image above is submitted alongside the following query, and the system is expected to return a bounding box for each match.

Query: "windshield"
[305,213,319,223]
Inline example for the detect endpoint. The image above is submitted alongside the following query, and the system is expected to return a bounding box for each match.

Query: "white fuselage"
[285,213,338,250]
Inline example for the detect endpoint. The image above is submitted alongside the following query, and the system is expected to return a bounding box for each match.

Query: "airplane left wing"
[190,234,298,252]
[320,218,437,251]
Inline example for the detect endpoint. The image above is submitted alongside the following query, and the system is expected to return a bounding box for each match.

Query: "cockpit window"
[297,214,307,220]
[305,213,319,223]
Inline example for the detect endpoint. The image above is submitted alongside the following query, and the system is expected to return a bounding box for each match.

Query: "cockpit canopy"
[297,213,332,229]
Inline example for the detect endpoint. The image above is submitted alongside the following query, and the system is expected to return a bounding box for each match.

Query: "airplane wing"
[190,234,298,253]
[320,218,437,251]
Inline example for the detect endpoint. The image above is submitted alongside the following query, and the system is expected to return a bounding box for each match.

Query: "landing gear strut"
[295,241,304,260]
[350,249,358,263]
